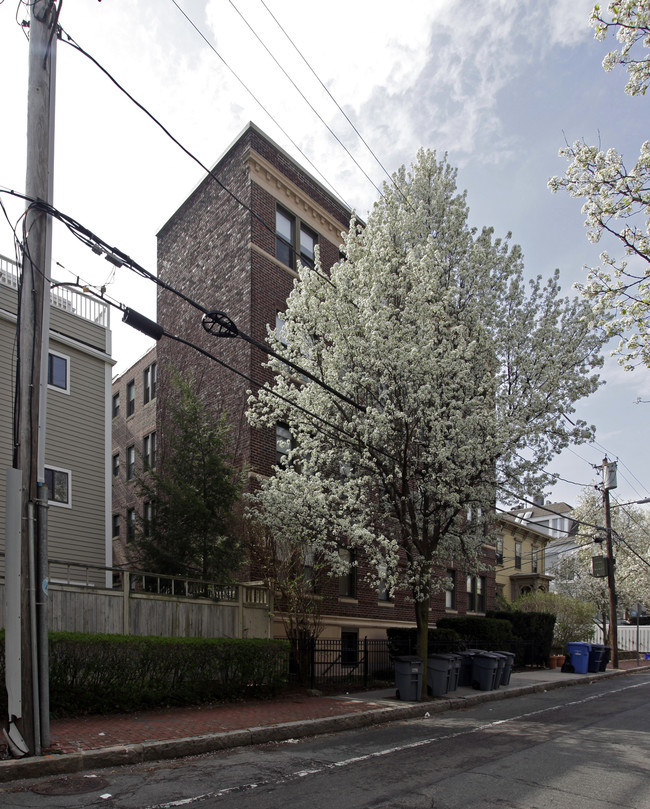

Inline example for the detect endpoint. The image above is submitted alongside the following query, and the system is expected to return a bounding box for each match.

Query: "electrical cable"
[165,0,350,208]
[257,0,413,212]
[226,0,386,202]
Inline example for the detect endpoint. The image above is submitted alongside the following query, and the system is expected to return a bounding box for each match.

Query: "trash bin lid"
[394,655,423,663]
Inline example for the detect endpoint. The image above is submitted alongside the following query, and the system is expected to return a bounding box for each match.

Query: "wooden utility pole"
[12,0,58,756]
[602,458,619,669]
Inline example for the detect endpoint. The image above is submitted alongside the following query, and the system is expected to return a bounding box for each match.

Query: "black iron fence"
[289,635,548,689]
[289,638,394,689]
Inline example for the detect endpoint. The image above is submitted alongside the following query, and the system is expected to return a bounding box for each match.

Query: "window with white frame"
[276,423,293,467]
[44,466,71,507]
[515,541,522,570]
[532,546,539,574]
[466,575,485,613]
[338,548,356,598]
[496,536,504,565]
[143,362,157,404]
[47,351,70,393]
[126,380,135,417]
[143,431,156,470]
[445,569,456,610]
[126,445,135,480]
[126,508,135,543]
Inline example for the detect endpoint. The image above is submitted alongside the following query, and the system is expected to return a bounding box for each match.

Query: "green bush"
[0,632,290,717]
[386,627,462,657]
[436,616,515,649]
[488,611,555,666]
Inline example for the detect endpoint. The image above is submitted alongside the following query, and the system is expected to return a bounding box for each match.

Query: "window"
[44,466,71,507]
[47,351,69,393]
[532,547,539,574]
[275,206,317,270]
[466,575,486,613]
[143,431,157,470]
[143,362,157,404]
[341,630,359,666]
[112,453,120,478]
[112,514,120,538]
[276,312,287,346]
[126,445,135,480]
[126,508,135,543]
[338,548,356,598]
[496,536,504,566]
[515,541,522,570]
[143,502,155,537]
[445,569,456,610]
[126,380,135,417]
[112,392,120,418]
[378,564,392,602]
[276,423,293,467]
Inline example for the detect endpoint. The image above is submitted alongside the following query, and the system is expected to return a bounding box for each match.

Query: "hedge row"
[0,632,290,716]
[387,613,555,669]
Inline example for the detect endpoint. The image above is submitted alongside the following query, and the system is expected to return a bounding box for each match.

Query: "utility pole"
[9,0,58,756]
[602,457,619,669]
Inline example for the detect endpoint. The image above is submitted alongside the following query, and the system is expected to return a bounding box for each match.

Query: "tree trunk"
[415,599,429,700]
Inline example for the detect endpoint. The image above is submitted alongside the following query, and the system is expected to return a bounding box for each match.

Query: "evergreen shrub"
[0,632,289,717]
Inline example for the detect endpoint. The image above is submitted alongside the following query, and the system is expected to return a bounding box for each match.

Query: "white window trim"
[44,464,72,508]
[47,349,70,395]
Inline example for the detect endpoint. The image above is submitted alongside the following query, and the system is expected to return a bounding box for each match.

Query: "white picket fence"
[592,624,650,654]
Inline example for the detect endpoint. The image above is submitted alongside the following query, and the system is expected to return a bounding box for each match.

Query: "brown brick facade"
[112,123,496,639]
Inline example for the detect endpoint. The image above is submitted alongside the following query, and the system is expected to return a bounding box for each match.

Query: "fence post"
[310,637,316,690]
[122,572,130,635]
[363,637,369,687]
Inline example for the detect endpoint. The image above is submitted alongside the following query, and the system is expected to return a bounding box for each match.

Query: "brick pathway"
[43,692,388,755]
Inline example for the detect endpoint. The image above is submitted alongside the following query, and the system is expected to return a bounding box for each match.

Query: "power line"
[226,0,386,202]
[165,0,350,208]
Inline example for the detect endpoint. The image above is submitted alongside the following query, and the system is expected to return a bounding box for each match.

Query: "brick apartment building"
[112,123,496,641]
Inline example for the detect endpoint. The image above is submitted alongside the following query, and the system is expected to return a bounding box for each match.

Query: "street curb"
[0,666,645,784]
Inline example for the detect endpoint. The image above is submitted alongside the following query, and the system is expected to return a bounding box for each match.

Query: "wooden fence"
[0,559,272,639]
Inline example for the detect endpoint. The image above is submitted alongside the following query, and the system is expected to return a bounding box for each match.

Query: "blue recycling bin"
[567,642,590,674]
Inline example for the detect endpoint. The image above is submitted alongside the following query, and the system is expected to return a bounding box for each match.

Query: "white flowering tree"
[549,1,650,368]
[553,489,650,638]
[247,150,603,680]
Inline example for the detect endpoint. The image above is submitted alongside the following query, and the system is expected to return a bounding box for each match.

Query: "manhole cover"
[31,775,110,795]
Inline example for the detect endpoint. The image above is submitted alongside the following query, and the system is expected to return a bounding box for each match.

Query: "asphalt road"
[3,672,650,809]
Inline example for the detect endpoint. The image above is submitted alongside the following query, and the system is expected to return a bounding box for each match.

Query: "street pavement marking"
[144,679,650,808]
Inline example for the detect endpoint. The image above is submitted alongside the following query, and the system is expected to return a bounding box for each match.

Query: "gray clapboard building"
[0,254,114,587]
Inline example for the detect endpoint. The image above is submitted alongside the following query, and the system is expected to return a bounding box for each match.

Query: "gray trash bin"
[472,653,500,691]
[492,653,506,688]
[427,653,454,697]
[495,651,515,685]
[448,654,461,691]
[394,656,423,701]
[458,651,479,687]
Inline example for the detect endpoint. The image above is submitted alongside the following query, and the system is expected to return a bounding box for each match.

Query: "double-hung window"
[496,536,504,566]
[143,362,157,404]
[445,569,456,610]
[466,575,486,613]
[275,206,317,270]
[338,548,356,598]
[126,445,135,480]
[143,431,157,470]
[515,541,522,570]
[126,380,135,417]
[276,423,293,467]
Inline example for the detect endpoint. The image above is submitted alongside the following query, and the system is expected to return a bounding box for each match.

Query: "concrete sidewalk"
[1,662,648,783]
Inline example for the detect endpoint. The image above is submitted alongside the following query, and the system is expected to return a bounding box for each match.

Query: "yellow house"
[495,514,554,603]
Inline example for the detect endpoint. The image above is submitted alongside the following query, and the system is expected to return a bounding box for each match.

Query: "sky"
[1,0,649,512]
